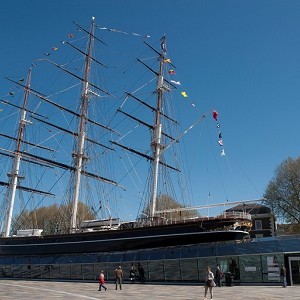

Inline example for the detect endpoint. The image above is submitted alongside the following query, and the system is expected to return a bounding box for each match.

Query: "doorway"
[288,257,300,285]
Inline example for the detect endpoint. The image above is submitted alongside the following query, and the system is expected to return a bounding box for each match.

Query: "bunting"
[97,25,151,38]
[212,110,226,156]
[181,91,188,98]
[212,110,218,121]
[164,58,198,110]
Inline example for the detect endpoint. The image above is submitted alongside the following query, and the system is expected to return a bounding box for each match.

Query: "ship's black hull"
[0,220,249,256]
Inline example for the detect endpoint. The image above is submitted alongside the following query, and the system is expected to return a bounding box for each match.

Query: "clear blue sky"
[1,1,300,218]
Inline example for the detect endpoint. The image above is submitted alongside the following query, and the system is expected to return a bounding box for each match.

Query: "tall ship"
[0,17,252,257]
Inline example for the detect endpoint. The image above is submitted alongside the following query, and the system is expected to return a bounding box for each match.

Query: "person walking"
[137,263,146,282]
[98,270,107,291]
[280,264,287,287]
[204,266,215,300]
[129,265,136,283]
[114,265,124,290]
[215,266,222,287]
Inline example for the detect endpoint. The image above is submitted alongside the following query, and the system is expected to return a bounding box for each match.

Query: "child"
[98,270,107,291]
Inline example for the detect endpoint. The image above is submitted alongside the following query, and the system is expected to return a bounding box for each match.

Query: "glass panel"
[111,252,126,263]
[5,265,14,278]
[82,264,94,280]
[13,265,22,278]
[197,244,215,257]
[3,256,19,265]
[22,265,32,279]
[239,256,261,283]
[137,249,152,261]
[50,265,61,279]
[103,263,118,280]
[122,251,138,262]
[31,265,42,279]
[82,254,96,263]
[180,259,199,281]
[71,264,82,279]
[291,260,300,284]
[197,258,218,283]
[148,261,164,281]
[164,260,180,281]
[39,255,57,265]
[257,240,283,253]
[29,256,41,264]
[280,237,300,252]
[164,247,181,260]
[216,243,238,256]
[40,265,51,279]
[60,264,71,280]
[148,248,165,260]
[180,244,199,258]
[261,254,282,283]
[97,253,112,263]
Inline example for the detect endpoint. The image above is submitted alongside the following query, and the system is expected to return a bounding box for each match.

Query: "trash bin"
[225,272,234,286]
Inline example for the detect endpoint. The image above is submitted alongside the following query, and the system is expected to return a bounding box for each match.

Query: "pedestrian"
[204,266,215,300]
[215,265,222,287]
[98,270,107,291]
[129,265,136,283]
[137,263,146,282]
[280,264,287,287]
[114,265,123,290]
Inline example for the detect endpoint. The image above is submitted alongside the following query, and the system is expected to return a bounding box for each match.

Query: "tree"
[263,157,300,224]
[141,194,199,220]
[12,202,96,235]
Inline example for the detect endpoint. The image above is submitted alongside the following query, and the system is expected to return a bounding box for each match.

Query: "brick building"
[226,203,276,239]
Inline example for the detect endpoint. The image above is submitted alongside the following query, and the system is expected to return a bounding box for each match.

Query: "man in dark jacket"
[215,266,223,287]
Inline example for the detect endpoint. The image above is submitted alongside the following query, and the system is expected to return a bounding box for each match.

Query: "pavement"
[0,280,299,299]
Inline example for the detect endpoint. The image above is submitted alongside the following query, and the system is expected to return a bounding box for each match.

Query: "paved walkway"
[0,280,299,299]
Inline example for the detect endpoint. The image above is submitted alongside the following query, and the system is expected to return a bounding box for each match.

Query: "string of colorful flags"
[162,44,225,157]
[160,37,201,112]
[5,27,151,97]
[163,56,197,110]
[40,24,151,59]
[43,33,75,57]
[4,28,226,160]
[212,110,225,156]
[96,25,151,38]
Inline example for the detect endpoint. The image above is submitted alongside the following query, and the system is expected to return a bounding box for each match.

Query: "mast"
[149,35,167,218]
[4,68,32,237]
[70,16,95,233]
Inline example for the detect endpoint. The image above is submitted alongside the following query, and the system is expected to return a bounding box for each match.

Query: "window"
[255,220,262,230]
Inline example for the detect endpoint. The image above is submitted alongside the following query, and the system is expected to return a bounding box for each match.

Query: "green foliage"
[263,157,300,224]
